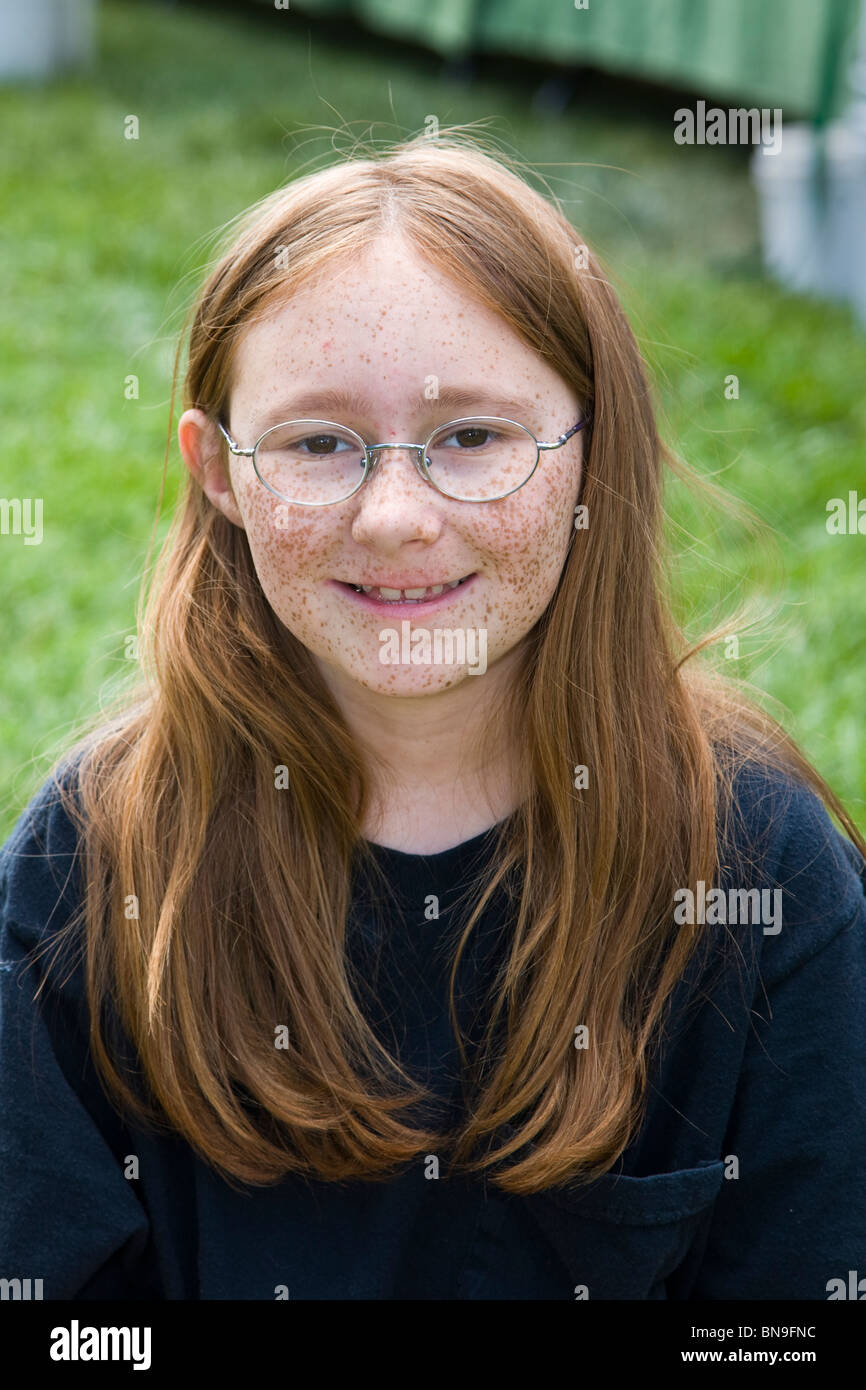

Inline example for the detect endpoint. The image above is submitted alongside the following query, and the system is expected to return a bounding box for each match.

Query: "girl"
[1,131,864,1300]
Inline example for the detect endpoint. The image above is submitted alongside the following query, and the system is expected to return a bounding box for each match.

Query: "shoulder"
[717,753,866,985]
[0,757,85,955]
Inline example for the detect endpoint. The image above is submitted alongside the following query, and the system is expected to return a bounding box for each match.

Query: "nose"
[349,445,444,547]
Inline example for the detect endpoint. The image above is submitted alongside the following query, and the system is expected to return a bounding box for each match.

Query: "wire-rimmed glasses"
[216,412,591,507]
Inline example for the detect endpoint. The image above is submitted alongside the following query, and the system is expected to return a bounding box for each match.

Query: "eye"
[437,426,498,450]
[294,433,353,456]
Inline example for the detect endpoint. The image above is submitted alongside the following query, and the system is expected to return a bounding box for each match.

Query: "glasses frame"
[216,412,592,507]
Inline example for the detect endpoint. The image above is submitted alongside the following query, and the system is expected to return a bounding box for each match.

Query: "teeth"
[352,576,469,601]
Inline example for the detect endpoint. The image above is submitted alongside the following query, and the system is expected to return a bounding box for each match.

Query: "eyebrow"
[254,386,539,432]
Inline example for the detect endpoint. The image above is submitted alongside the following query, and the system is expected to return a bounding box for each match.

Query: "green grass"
[1,0,864,836]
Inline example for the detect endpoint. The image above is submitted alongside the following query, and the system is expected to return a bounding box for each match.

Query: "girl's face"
[180,233,585,698]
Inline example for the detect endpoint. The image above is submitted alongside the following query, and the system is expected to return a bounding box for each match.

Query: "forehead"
[225,234,575,428]
[229,235,552,389]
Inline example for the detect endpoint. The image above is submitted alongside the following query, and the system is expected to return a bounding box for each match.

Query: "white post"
[0,0,96,81]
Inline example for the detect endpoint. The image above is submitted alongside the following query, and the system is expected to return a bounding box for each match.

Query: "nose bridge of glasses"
[365,440,430,479]
[367,440,427,456]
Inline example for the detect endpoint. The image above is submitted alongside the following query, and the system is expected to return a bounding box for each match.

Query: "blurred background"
[1,0,864,836]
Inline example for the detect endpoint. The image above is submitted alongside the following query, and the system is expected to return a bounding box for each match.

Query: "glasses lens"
[254,421,366,504]
[425,418,537,500]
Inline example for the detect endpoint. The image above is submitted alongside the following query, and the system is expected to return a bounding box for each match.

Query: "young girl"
[2,132,864,1301]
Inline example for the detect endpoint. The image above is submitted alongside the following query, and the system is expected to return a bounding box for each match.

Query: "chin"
[350,664,481,696]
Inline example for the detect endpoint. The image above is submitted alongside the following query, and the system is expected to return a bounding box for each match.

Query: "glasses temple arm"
[216,420,255,456]
[538,413,593,451]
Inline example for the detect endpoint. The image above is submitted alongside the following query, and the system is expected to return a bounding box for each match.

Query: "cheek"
[479,462,579,619]
[235,485,331,616]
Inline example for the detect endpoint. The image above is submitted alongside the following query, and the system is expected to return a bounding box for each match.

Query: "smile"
[332,574,477,611]
[346,575,473,602]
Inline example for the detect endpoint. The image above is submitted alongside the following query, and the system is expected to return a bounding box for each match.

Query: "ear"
[177,408,245,529]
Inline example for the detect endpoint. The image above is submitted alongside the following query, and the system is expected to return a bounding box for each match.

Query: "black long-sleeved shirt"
[1,760,865,1299]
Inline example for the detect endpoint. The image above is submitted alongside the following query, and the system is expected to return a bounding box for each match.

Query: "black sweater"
[1,761,865,1300]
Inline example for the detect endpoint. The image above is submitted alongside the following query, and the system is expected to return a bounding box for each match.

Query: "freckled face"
[224,233,585,696]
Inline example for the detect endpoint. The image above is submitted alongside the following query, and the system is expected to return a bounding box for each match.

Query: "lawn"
[1,0,864,837]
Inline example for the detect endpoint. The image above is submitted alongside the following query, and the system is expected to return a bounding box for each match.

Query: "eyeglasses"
[216,412,591,507]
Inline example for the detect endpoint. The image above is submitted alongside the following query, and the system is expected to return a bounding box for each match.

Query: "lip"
[328,573,477,615]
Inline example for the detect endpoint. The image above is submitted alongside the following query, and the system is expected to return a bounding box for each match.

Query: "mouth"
[331,573,477,613]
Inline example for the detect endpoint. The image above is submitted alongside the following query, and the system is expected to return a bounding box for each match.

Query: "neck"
[315,650,525,853]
